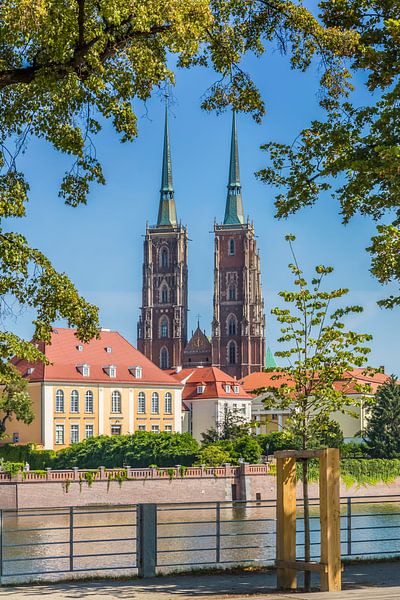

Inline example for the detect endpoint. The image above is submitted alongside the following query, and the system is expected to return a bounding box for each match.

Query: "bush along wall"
[0,444,56,469]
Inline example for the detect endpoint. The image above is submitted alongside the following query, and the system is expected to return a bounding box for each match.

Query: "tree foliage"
[257,1,400,307]
[54,431,199,469]
[201,403,251,442]
[0,378,34,438]
[364,375,400,458]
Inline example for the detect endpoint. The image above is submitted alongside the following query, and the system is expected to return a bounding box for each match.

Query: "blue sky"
[8,44,399,374]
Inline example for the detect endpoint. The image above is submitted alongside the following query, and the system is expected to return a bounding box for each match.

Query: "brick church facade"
[138,108,265,377]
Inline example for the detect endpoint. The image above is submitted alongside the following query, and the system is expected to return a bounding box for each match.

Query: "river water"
[1,498,400,583]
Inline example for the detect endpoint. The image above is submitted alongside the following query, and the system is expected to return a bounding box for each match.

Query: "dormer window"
[197,385,206,394]
[224,384,231,393]
[233,385,239,394]
[77,364,90,377]
[105,346,112,353]
[76,345,84,352]
[26,367,35,376]
[129,366,142,379]
[104,365,117,378]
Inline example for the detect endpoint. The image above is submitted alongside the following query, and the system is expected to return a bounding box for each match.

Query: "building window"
[70,424,79,444]
[70,390,79,413]
[104,365,117,378]
[77,363,90,376]
[160,347,169,369]
[111,425,121,436]
[241,403,247,415]
[129,366,142,379]
[55,425,64,445]
[105,346,112,353]
[160,317,168,338]
[160,286,169,304]
[151,392,159,414]
[55,389,64,413]
[228,341,237,364]
[138,424,146,431]
[85,390,94,413]
[151,424,160,433]
[233,385,239,394]
[228,285,236,301]
[164,425,172,433]
[233,403,237,412]
[228,315,237,336]
[76,345,84,352]
[164,392,172,414]
[160,247,169,268]
[228,239,235,255]
[85,424,94,439]
[225,384,231,393]
[138,392,146,413]
[111,390,122,413]
[197,384,206,394]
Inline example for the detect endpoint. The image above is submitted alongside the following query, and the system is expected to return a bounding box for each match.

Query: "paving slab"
[0,562,400,599]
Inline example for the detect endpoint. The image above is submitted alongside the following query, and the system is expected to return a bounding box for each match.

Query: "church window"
[160,247,169,268]
[160,285,169,304]
[160,317,168,338]
[228,315,237,335]
[160,347,169,369]
[228,341,237,364]
[228,239,235,256]
[228,285,236,301]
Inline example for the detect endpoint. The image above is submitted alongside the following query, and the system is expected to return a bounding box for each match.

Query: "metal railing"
[1,495,400,584]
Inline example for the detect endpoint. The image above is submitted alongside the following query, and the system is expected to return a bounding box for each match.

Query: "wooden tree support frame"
[274,448,341,593]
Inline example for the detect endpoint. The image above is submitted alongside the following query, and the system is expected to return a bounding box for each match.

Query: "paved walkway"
[0,562,400,599]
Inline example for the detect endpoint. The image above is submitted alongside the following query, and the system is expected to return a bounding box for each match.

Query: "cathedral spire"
[157,103,177,227]
[224,111,245,225]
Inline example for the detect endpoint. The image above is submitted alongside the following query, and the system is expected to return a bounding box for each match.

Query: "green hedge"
[298,458,400,487]
[0,444,56,469]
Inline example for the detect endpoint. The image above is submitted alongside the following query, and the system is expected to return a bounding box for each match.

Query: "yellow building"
[8,328,183,449]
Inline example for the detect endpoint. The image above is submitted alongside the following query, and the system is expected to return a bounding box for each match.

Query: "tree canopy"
[257,1,400,307]
[364,375,400,458]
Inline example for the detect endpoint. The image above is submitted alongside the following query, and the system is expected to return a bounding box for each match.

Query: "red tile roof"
[169,366,251,401]
[12,328,181,387]
[241,369,393,396]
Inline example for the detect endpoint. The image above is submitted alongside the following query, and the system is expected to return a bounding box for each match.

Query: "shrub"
[257,431,300,455]
[195,445,231,467]
[0,443,56,469]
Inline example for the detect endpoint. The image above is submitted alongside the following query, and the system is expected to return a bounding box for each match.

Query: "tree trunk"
[302,458,311,592]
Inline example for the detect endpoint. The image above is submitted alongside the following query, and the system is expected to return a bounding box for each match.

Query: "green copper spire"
[157,104,177,227]
[265,346,277,369]
[223,111,245,225]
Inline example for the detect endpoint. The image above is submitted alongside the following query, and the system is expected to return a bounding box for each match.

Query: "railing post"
[347,497,352,557]
[137,504,157,577]
[69,507,74,572]
[216,502,221,563]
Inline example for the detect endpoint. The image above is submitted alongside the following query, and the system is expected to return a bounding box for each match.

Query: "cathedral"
[137,107,266,380]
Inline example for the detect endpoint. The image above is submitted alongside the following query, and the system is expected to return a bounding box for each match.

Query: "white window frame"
[137,392,146,413]
[151,424,160,433]
[225,384,231,393]
[138,424,146,431]
[55,389,64,413]
[130,366,142,379]
[164,425,172,433]
[111,390,121,413]
[111,424,121,436]
[85,390,94,413]
[70,390,79,413]
[70,424,79,444]
[197,385,205,394]
[55,424,64,445]
[85,424,94,439]
[164,392,172,414]
[233,385,239,394]
[151,392,159,414]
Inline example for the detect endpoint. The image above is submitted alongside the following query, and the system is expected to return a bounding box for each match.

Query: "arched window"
[55,390,64,413]
[228,284,236,301]
[151,392,159,414]
[228,239,235,255]
[228,341,237,364]
[160,347,169,369]
[164,392,172,414]
[70,390,79,413]
[85,390,94,413]
[160,285,169,304]
[111,390,121,413]
[160,316,168,338]
[228,315,237,336]
[160,247,169,268]
[138,392,146,413]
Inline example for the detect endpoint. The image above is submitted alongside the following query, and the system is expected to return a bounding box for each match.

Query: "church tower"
[211,113,265,379]
[137,106,188,369]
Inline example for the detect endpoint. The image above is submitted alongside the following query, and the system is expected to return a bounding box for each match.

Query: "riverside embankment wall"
[0,465,398,510]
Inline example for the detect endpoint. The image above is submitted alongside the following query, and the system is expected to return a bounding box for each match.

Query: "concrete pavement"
[0,561,400,599]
